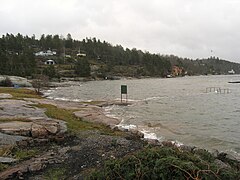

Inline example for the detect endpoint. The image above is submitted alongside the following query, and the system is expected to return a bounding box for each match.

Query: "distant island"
[0,33,240,80]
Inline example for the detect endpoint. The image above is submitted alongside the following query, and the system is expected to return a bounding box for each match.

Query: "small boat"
[228,81,240,83]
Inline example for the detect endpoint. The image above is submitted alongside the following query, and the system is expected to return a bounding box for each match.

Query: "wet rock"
[0,157,18,164]
[211,149,219,158]
[74,109,120,126]
[162,141,175,147]
[179,145,196,152]
[144,138,162,146]
[214,159,231,169]
[128,129,144,138]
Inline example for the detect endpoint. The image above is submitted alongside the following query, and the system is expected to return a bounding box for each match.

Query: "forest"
[0,33,239,79]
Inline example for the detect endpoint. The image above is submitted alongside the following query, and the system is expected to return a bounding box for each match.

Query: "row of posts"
[206,87,230,94]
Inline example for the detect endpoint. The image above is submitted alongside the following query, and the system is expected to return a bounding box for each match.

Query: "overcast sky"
[1,0,240,62]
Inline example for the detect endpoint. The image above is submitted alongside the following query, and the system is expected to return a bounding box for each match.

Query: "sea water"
[45,75,240,158]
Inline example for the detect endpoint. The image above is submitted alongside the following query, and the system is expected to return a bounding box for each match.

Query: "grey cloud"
[1,0,240,62]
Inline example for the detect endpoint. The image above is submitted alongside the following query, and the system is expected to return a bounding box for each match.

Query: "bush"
[89,147,240,179]
[0,77,13,87]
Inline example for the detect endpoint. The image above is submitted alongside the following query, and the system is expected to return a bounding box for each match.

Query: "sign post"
[121,85,128,103]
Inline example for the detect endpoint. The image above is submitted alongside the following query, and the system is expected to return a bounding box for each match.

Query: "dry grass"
[0,87,42,99]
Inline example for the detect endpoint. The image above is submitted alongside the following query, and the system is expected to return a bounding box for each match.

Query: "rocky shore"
[0,88,239,179]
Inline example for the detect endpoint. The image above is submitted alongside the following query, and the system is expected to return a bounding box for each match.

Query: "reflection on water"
[45,75,240,157]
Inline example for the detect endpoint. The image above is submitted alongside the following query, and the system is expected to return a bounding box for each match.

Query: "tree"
[43,65,56,79]
[75,58,90,77]
[31,75,49,94]
[65,33,73,48]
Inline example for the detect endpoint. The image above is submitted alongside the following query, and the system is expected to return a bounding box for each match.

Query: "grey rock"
[0,132,29,146]
[0,157,18,164]
[128,129,144,138]
[0,75,32,87]
[179,145,196,152]
[144,138,162,146]
[0,99,47,118]
[0,93,13,99]
[214,159,231,169]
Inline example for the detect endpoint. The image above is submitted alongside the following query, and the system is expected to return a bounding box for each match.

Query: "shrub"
[0,77,13,87]
[89,147,240,179]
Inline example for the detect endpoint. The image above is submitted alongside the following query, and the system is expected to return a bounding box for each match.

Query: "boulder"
[31,123,48,138]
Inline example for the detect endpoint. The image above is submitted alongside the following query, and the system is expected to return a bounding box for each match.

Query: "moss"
[0,163,9,172]
[0,87,42,99]
[13,148,39,160]
[44,167,67,180]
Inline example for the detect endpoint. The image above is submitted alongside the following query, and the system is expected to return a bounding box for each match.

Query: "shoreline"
[43,92,240,161]
[0,88,239,179]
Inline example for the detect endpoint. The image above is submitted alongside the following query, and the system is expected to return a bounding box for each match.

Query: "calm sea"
[45,75,240,158]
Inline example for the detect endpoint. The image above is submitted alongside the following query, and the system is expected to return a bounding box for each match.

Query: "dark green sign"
[121,85,127,94]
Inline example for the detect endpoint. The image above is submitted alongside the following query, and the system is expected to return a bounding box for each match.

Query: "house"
[228,69,235,74]
[35,50,57,56]
[45,60,55,65]
[77,53,86,57]
[171,66,184,77]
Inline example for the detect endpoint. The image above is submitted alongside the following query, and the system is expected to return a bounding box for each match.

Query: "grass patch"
[0,163,9,172]
[0,118,32,123]
[0,146,14,157]
[33,103,124,136]
[13,148,39,160]
[0,87,42,99]
[44,167,67,180]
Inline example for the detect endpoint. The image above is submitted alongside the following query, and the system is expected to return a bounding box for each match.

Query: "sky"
[1,0,240,62]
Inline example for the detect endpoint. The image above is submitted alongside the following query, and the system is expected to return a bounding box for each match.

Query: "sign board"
[121,85,127,94]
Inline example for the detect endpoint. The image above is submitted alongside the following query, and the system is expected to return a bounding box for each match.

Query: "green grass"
[13,148,38,160]
[33,103,124,136]
[0,146,38,161]
[0,163,9,172]
[0,87,42,99]
[0,118,32,123]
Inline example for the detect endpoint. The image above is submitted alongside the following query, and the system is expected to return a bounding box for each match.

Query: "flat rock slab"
[0,119,67,138]
[0,93,13,99]
[0,99,47,118]
[0,157,18,164]
[0,132,29,146]
[74,109,120,126]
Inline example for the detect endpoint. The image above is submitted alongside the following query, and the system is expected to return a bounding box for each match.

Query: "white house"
[35,50,57,56]
[77,53,86,57]
[228,69,235,74]
[45,60,55,65]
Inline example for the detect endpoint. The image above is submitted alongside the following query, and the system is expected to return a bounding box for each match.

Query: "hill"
[0,33,239,79]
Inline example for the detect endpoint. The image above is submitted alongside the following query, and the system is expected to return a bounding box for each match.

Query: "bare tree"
[31,75,49,94]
